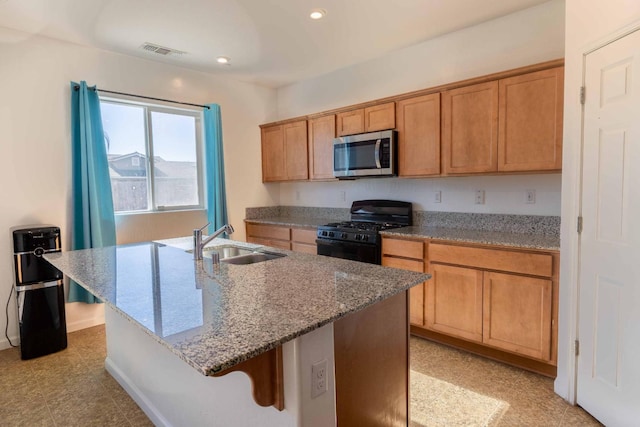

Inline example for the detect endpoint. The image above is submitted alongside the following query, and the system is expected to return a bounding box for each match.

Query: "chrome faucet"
[193,223,234,261]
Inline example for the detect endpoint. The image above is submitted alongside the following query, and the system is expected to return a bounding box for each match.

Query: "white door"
[578,28,640,426]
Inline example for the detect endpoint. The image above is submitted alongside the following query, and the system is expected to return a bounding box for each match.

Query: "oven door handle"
[315,239,377,248]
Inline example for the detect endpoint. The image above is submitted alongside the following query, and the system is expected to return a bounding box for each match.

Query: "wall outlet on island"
[475,190,485,205]
[295,190,300,201]
[434,190,442,203]
[339,190,346,202]
[311,359,328,398]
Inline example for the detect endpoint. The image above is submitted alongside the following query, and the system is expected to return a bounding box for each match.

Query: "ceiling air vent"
[140,42,185,56]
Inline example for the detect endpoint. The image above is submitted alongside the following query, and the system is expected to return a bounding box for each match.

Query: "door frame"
[559,19,640,405]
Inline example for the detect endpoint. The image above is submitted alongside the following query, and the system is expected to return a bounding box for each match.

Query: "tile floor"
[0,326,602,426]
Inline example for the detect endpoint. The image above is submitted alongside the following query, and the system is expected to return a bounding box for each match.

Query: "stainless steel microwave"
[333,130,397,178]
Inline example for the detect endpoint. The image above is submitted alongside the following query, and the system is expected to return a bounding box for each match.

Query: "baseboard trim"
[0,336,20,351]
[105,357,172,427]
[66,317,105,333]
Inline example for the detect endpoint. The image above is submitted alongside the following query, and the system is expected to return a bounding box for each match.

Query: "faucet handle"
[196,222,211,233]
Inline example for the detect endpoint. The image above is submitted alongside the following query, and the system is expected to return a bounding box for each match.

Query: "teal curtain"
[68,81,116,303]
[203,104,228,234]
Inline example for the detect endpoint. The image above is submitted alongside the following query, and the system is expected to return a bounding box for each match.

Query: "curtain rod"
[73,84,210,109]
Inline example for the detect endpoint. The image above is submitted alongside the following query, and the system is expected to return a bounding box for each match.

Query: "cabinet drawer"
[382,238,424,260]
[292,242,317,254]
[382,256,423,273]
[291,228,317,245]
[429,243,552,277]
[246,223,291,241]
[247,237,291,250]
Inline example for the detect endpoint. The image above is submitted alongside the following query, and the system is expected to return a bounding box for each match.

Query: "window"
[100,99,203,213]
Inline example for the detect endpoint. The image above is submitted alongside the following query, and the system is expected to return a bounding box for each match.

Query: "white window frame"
[100,96,205,214]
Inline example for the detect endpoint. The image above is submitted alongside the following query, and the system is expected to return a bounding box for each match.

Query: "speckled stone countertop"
[44,239,428,376]
[380,227,560,251]
[245,216,335,228]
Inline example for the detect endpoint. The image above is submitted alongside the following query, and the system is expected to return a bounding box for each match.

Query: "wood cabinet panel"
[396,94,441,176]
[261,125,287,182]
[308,114,336,180]
[291,228,317,245]
[291,242,316,254]
[261,120,308,182]
[426,263,483,342]
[283,121,309,180]
[442,81,499,174]
[498,67,564,172]
[429,243,553,277]
[364,102,396,132]
[382,256,424,326]
[246,237,291,250]
[334,291,408,426]
[246,223,290,241]
[483,272,552,361]
[382,238,424,259]
[336,109,365,136]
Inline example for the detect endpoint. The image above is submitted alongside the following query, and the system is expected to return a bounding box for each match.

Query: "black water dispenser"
[11,225,67,359]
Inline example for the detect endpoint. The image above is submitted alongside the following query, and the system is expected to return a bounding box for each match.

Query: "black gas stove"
[316,200,412,264]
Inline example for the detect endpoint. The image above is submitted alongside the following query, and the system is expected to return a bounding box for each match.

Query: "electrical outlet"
[311,359,328,398]
[339,191,346,202]
[475,190,485,205]
[434,190,442,203]
[295,191,300,201]
[525,189,536,204]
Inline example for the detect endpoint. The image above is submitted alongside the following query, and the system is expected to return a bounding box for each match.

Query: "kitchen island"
[45,238,429,427]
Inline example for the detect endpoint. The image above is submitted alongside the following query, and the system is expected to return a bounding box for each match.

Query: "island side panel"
[103,306,297,427]
[333,291,409,426]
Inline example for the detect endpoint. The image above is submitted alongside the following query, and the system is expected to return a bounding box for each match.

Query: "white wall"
[556,0,640,402]
[281,174,561,215]
[275,0,565,216]
[0,28,277,348]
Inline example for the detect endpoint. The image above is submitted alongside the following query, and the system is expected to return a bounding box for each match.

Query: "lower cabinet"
[381,238,425,326]
[482,271,552,361]
[382,236,559,375]
[245,223,317,254]
[426,263,483,343]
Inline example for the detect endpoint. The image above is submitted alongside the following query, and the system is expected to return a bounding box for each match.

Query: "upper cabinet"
[259,60,564,182]
[308,114,337,180]
[397,93,441,177]
[261,120,308,182]
[336,102,396,136]
[442,66,564,175]
[442,82,499,174]
[498,67,564,172]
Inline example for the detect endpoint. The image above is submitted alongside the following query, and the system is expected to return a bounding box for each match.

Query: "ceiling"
[0,0,551,88]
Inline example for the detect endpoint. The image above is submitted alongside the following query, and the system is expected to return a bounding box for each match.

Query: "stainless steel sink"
[196,245,287,265]
[202,246,255,259]
[221,251,286,265]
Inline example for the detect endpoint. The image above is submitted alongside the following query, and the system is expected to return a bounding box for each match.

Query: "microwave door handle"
[374,139,382,169]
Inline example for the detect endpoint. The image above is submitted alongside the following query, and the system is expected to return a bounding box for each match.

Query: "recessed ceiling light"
[216,56,230,64]
[309,9,326,20]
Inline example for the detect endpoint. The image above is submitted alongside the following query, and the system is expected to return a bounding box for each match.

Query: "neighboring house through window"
[100,98,204,213]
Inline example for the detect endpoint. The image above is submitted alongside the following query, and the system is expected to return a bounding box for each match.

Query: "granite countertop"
[44,238,428,376]
[244,216,334,228]
[380,226,560,251]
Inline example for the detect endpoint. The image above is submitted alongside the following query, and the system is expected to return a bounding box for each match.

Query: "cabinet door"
[442,81,499,174]
[283,121,308,180]
[364,102,395,132]
[382,256,425,326]
[396,94,441,176]
[261,125,286,182]
[498,67,564,172]
[308,115,336,180]
[483,271,553,361]
[426,263,483,342]
[336,109,364,136]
